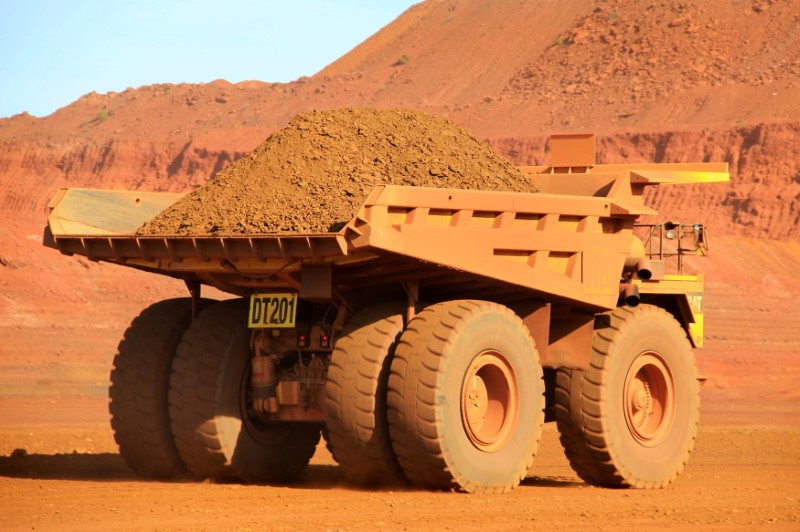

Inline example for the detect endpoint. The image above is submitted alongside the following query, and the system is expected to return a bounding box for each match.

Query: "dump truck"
[43,133,729,493]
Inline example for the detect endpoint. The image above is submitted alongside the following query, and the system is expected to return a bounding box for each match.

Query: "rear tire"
[325,303,406,486]
[387,300,544,493]
[169,298,320,483]
[555,304,700,488]
[109,297,209,479]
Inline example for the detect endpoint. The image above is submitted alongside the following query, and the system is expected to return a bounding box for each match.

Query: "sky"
[0,0,417,118]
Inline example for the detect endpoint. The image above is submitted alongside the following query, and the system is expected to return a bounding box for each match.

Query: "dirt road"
[1,396,797,531]
[2,224,798,530]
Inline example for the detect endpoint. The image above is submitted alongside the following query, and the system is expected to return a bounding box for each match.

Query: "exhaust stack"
[621,283,640,307]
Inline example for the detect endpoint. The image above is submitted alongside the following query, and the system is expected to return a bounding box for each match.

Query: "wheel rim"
[461,351,519,452]
[623,351,675,447]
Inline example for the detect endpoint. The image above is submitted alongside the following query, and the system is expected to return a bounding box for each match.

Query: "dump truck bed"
[44,153,728,312]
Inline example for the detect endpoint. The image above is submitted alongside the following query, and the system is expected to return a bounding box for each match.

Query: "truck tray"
[45,156,728,312]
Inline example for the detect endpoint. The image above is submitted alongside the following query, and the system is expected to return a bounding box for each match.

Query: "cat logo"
[687,293,703,313]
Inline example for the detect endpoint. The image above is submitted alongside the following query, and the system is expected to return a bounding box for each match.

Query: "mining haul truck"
[43,134,729,493]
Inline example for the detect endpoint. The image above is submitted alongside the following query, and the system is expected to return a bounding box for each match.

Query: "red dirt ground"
[1,0,799,528]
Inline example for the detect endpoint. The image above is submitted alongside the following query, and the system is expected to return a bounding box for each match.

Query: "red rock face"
[492,122,800,240]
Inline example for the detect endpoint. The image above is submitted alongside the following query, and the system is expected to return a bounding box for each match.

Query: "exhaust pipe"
[620,283,640,307]
[634,257,652,280]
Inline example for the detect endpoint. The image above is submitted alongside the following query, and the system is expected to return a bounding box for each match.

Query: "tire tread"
[555,304,700,488]
[324,303,406,485]
[109,298,205,479]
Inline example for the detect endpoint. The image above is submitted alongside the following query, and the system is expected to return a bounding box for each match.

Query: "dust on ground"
[137,108,537,235]
[1,397,798,530]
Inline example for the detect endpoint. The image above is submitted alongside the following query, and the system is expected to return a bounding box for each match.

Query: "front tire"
[387,300,544,493]
[168,298,320,483]
[555,304,700,488]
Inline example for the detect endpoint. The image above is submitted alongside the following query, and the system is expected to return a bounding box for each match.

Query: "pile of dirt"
[137,108,537,234]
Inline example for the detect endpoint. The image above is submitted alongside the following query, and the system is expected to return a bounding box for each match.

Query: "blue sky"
[0,1,416,118]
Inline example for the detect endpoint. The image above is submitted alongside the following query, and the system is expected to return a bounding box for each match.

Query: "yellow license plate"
[248,293,298,328]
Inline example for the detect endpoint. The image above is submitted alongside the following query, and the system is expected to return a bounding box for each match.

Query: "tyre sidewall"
[603,312,699,483]
[439,308,543,488]
[213,310,315,483]
[214,317,256,466]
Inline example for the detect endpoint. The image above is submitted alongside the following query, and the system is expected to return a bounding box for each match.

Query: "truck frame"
[44,134,729,492]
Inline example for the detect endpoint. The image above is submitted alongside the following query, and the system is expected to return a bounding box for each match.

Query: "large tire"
[555,304,700,488]
[169,298,320,483]
[387,300,544,493]
[109,297,209,479]
[324,303,406,486]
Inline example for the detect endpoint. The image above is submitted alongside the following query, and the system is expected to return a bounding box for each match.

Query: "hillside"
[1,0,799,238]
[0,0,798,406]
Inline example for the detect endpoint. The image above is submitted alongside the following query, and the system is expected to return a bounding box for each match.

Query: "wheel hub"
[461,351,519,452]
[623,351,675,447]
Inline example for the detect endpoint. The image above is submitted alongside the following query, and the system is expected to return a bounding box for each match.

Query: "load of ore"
[137,108,538,235]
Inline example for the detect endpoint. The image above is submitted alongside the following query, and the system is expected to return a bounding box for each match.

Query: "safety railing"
[635,223,708,275]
